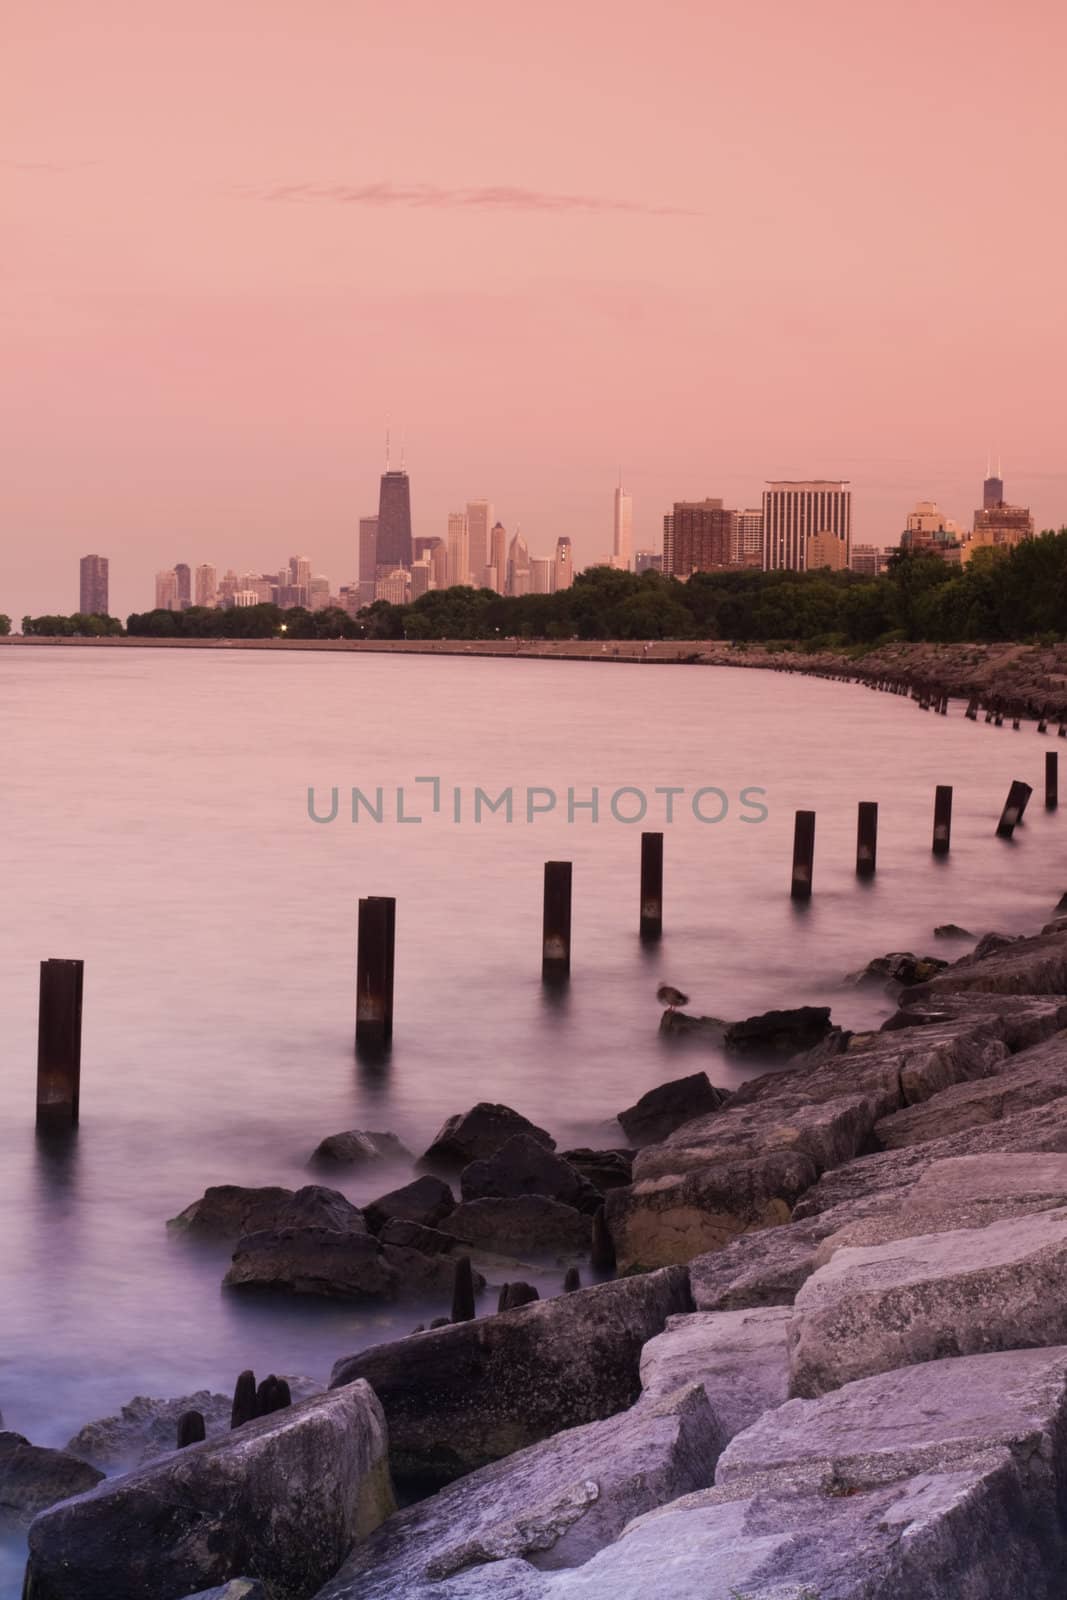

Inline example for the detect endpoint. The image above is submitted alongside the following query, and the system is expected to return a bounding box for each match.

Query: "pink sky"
[4,0,1066,619]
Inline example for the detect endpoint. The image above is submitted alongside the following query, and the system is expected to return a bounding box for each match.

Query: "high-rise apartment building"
[410,558,432,599]
[734,510,764,566]
[155,569,179,611]
[849,544,883,577]
[762,482,851,571]
[446,511,470,587]
[507,531,531,596]
[613,483,633,570]
[175,563,191,608]
[375,569,410,605]
[358,516,379,605]
[489,523,508,594]
[663,499,736,577]
[430,541,449,590]
[308,576,331,611]
[218,570,239,606]
[635,550,663,574]
[79,554,109,615]
[377,468,413,570]
[806,530,849,571]
[969,468,1033,558]
[554,536,574,591]
[466,501,492,588]
[530,557,555,595]
[194,563,217,607]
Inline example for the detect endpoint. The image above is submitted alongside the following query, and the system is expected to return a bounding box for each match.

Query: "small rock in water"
[420,1103,555,1170]
[167,1183,366,1243]
[934,923,975,939]
[307,1129,412,1169]
[560,1147,634,1193]
[497,1281,539,1311]
[724,1005,836,1057]
[363,1174,456,1235]
[848,954,948,988]
[658,1011,727,1039]
[617,1072,729,1146]
[459,1134,601,1213]
[0,1433,103,1532]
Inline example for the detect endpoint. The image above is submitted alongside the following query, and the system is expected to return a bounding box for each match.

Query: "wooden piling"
[451,1255,477,1322]
[542,861,573,981]
[231,1369,258,1429]
[355,895,396,1049]
[856,802,878,879]
[498,1281,539,1311]
[932,785,953,856]
[591,1206,616,1272]
[562,1266,581,1293]
[1047,751,1059,811]
[790,810,816,901]
[996,780,1033,839]
[176,1410,206,1448]
[639,831,664,940]
[36,958,84,1130]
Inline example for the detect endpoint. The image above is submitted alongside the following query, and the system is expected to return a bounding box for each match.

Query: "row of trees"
[20,612,124,637]
[13,531,1067,648]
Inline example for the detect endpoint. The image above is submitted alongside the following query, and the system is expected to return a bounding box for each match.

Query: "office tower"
[375,568,410,605]
[175,563,191,608]
[233,589,260,607]
[218,569,238,606]
[970,466,1033,556]
[806,530,849,571]
[377,467,413,569]
[507,531,531,596]
[899,502,963,564]
[762,482,851,571]
[849,544,882,576]
[287,555,311,607]
[155,569,179,610]
[446,511,470,587]
[358,516,379,605]
[634,550,663,574]
[309,576,331,610]
[79,554,109,615]
[530,557,555,594]
[194,563,217,607]
[489,522,508,594]
[983,457,1004,511]
[734,509,764,565]
[554,536,574,591]
[410,558,432,599]
[613,481,633,570]
[663,499,736,577]
[339,584,361,618]
[466,501,492,588]
[430,541,449,589]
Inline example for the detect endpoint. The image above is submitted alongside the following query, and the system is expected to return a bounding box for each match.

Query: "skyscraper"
[613,482,633,570]
[734,510,764,566]
[983,457,1004,511]
[969,465,1034,559]
[79,554,109,615]
[554,536,574,591]
[155,569,179,610]
[530,557,555,594]
[194,563,217,607]
[377,469,413,570]
[489,522,508,594]
[507,531,531,596]
[175,563,191,608]
[663,500,736,577]
[446,511,470,587]
[466,500,492,588]
[762,482,851,571]
[358,516,378,605]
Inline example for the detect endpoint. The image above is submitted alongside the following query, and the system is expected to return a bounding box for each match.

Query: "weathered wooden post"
[856,802,878,879]
[231,1369,257,1428]
[996,780,1032,839]
[790,810,816,901]
[591,1206,616,1272]
[36,958,84,1130]
[451,1255,477,1322]
[176,1410,205,1448]
[639,831,664,940]
[932,785,953,856]
[1047,751,1059,811]
[542,861,572,981]
[355,896,396,1049]
[562,1266,581,1293]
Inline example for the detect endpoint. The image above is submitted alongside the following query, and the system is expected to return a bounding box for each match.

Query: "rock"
[0,1433,102,1532]
[378,1218,459,1255]
[850,951,948,986]
[26,1385,394,1600]
[329,1267,693,1495]
[657,1011,726,1039]
[421,1104,555,1171]
[909,926,1067,1000]
[177,1585,266,1600]
[788,1206,1067,1397]
[315,1383,719,1598]
[459,1135,601,1214]
[972,930,1024,959]
[440,1196,591,1257]
[616,1073,728,1146]
[934,923,974,939]
[639,1307,791,1442]
[873,1028,1067,1149]
[559,1148,633,1193]
[223,1226,483,1304]
[892,991,1067,1051]
[167,1184,365,1243]
[688,1216,830,1311]
[363,1175,456,1235]
[498,1282,540,1311]
[308,1129,412,1168]
[722,1005,834,1058]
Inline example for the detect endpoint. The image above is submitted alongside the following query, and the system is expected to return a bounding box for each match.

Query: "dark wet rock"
[223,1225,482,1304]
[420,1103,555,1171]
[873,1028,1067,1149]
[851,951,949,986]
[722,1005,835,1057]
[329,1266,692,1495]
[559,1147,634,1193]
[972,930,1024,960]
[908,928,1067,999]
[459,1135,601,1214]
[657,1011,726,1039]
[383,1243,486,1302]
[440,1195,591,1256]
[497,1282,540,1311]
[377,1218,459,1255]
[562,1266,582,1292]
[67,1381,323,1471]
[308,1129,412,1168]
[25,1385,394,1600]
[177,1584,267,1600]
[0,1433,102,1532]
[167,1184,365,1243]
[362,1175,455,1235]
[934,922,975,939]
[616,1073,728,1146]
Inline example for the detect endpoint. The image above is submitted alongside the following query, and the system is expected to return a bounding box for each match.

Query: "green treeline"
[14,529,1067,646]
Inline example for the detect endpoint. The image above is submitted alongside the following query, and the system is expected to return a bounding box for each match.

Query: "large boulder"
[363,1175,456,1234]
[329,1267,692,1495]
[421,1104,555,1170]
[788,1206,1067,1397]
[851,951,948,986]
[0,1433,102,1532]
[308,1130,411,1168]
[24,1384,394,1600]
[723,1005,834,1058]
[639,1307,790,1442]
[66,1381,323,1471]
[223,1228,484,1304]
[439,1196,591,1256]
[616,1073,728,1146]
[459,1136,600,1213]
[559,1148,633,1194]
[167,1184,365,1243]
[315,1384,718,1598]
[873,1028,1067,1149]
[688,1215,830,1312]
[908,926,1067,1000]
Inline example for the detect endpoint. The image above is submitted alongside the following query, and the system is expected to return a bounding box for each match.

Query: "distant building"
[410,558,432,600]
[218,569,239,607]
[554,536,574,591]
[233,589,260,608]
[849,543,884,577]
[79,554,109,615]
[530,557,555,595]
[968,469,1034,560]
[377,468,413,570]
[613,482,633,570]
[983,462,1004,510]
[806,530,849,571]
[489,522,508,594]
[663,499,736,577]
[174,563,191,608]
[288,555,311,607]
[466,501,492,588]
[308,576,331,611]
[194,563,217,607]
[358,516,379,605]
[375,568,410,605]
[446,511,470,588]
[634,550,663,574]
[430,541,449,590]
[899,502,964,564]
[763,482,851,571]
[155,569,179,611]
[507,531,531,596]
[734,510,764,566]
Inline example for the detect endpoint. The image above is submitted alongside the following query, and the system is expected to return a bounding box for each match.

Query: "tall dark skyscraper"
[79,554,109,614]
[376,469,413,569]
[175,563,191,608]
[983,460,1004,510]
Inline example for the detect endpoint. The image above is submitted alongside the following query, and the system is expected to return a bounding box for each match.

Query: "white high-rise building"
[530,557,555,594]
[446,511,470,587]
[489,523,507,594]
[613,482,633,570]
[554,536,574,591]
[466,501,492,590]
[155,569,179,610]
[762,482,851,572]
[194,563,217,607]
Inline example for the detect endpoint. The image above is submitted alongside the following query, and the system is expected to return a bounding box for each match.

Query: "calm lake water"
[0,646,1062,1578]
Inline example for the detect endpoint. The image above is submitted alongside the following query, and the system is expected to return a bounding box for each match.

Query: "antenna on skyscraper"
[400,426,406,470]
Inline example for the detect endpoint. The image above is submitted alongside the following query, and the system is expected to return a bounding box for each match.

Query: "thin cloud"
[256,181,698,217]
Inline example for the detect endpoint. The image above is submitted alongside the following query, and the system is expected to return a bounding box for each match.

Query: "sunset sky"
[4,0,1066,619]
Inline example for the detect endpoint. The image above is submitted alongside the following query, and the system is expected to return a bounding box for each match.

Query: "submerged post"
[639,831,664,940]
[996,780,1033,839]
[36,959,84,1130]
[1047,751,1059,811]
[355,896,396,1049]
[791,810,816,901]
[856,802,878,879]
[932,785,953,856]
[176,1410,206,1449]
[542,861,572,981]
